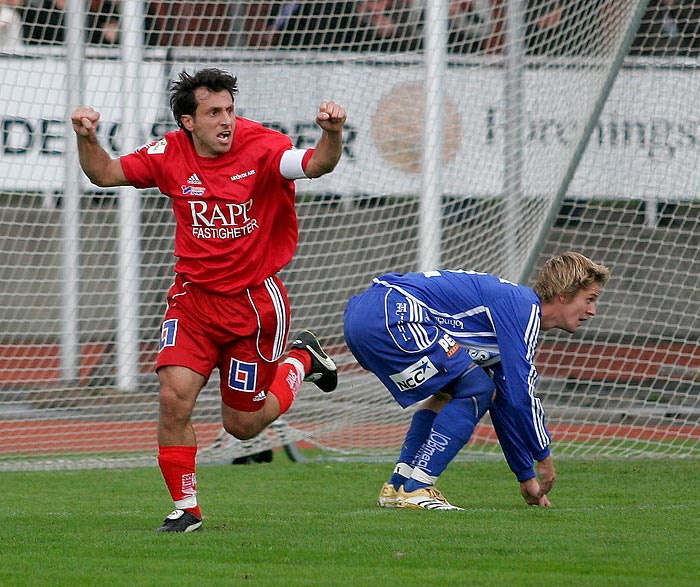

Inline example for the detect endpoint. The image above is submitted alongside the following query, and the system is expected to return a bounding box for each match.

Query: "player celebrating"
[344,252,610,509]
[71,68,346,532]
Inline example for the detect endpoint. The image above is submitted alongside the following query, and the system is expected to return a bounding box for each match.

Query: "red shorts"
[156,274,290,411]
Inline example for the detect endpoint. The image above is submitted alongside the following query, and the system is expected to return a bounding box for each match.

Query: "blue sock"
[388,409,437,489]
[404,397,481,492]
[388,471,409,490]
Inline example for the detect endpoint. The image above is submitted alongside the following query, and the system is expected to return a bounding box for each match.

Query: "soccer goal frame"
[2,0,700,471]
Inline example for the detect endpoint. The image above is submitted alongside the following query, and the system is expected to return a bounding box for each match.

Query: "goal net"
[1,0,698,470]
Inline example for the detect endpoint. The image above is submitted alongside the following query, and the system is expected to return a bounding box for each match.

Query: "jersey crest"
[146,138,167,154]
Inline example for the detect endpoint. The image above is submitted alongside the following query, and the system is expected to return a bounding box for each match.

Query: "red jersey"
[120,117,298,295]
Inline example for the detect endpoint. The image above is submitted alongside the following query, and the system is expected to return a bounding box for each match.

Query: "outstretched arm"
[304,101,347,179]
[71,107,130,188]
[490,399,555,507]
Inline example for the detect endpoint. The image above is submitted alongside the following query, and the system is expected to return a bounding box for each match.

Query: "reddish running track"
[0,420,697,455]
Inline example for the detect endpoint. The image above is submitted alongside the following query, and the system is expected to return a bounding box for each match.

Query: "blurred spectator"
[22,0,120,45]
[525,0,563,54]
[629,0,700,57]
[145,0,234,47]
[279,1,358,49]
[240,0,280,48]
[448,0,496,54]
[485,0,611,56]
[87,0,119,45]
[22,0,64,44]
[0,0,24,50]
[241,1,359,50]
[354,0,421,51]
[240,0,501,53]
[525,0,611,56]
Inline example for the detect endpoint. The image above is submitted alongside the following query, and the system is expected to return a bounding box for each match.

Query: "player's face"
[181,88,235,158]
[557,283,601,333]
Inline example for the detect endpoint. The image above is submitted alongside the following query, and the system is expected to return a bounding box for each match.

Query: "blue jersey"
[345,270,551,479]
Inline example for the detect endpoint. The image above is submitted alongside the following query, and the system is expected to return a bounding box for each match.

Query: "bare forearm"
[71,106,129,187]
[536,454,556,495]
[304,100,346,178]
[77,136,118,187]
[305,130,343,178]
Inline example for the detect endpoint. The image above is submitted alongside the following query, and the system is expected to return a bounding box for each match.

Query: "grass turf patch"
[2,458,698,586]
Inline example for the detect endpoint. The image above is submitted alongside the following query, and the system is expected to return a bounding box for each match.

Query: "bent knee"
[223,414,267,440]
[224,423,258,441]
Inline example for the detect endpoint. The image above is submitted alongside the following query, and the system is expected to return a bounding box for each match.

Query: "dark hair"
[169,68,238,130]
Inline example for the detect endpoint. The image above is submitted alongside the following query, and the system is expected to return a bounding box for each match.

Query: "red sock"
[268,352,309,415]
[288,348,312,373]
[157,445,201,518]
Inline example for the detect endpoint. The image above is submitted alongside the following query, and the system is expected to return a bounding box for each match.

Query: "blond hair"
[532,252,610,303]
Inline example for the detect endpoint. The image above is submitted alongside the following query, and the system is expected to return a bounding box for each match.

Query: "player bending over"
[344,252,610,509]
[71,68,347,532]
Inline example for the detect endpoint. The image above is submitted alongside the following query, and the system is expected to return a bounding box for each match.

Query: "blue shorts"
[344,283,486,408]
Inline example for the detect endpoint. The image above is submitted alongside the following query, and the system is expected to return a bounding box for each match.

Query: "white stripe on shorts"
[247,277,288,363]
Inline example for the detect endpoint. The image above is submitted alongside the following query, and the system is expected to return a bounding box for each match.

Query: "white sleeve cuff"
[279,148,310,180]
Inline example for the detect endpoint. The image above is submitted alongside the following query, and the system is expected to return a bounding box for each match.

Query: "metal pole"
[116,0,145,390]
[519,0,653,281]
[61,0,85,382]
[503,0,526,282]
[419,0,449,271]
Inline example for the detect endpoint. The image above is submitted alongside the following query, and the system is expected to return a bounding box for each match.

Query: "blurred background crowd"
[1,0,698,55]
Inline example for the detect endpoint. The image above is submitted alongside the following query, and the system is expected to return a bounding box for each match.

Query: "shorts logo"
[159,319,178,351]
[389,357,439,392]
[467,348,500,365]
[438,333,460,357]
[228,358,258,393]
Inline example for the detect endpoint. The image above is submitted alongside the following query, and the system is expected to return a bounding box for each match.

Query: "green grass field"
[3,456,699,587]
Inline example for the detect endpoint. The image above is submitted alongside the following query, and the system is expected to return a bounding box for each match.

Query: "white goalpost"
[1,0,699,470]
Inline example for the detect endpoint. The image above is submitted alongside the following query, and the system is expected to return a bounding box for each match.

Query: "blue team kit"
[344,270,551,480]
